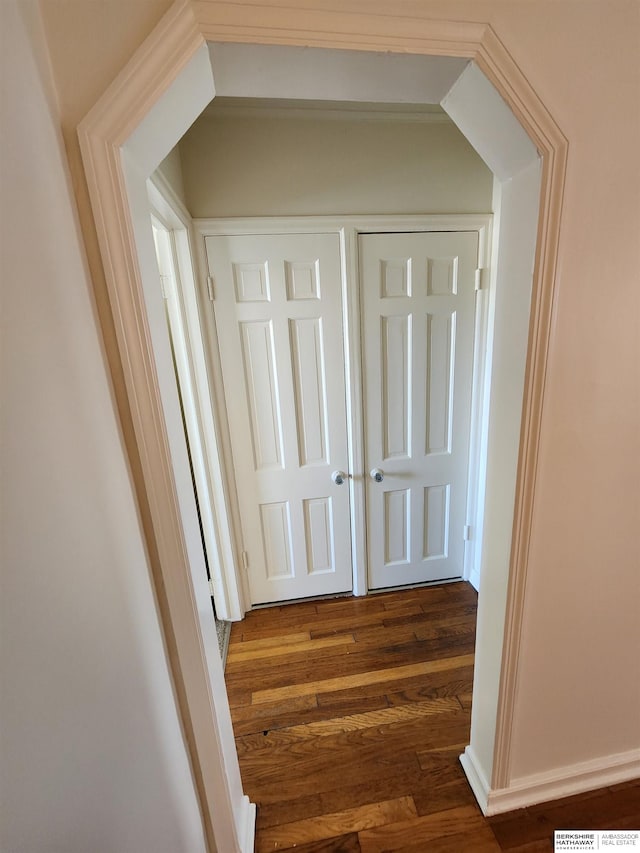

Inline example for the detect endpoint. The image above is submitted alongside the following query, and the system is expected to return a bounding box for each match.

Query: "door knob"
[331,470,347,486]
[370,468,384,483]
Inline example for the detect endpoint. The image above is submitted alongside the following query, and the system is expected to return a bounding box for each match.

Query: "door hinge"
[206,275,215,301]
[475,268,488,292]
[241,550,249,572]
[159,274,170,299]
[463,525,471,541]
[208,578,216,596]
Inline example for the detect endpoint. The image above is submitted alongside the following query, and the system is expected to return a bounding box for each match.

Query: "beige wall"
[474,1,640,781]
[157,144,188,204]
[0,3,206,851]
[179,113,493,217]
[3,0,638,842]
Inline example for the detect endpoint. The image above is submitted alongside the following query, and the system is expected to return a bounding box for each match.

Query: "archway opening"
[79,13,565,847]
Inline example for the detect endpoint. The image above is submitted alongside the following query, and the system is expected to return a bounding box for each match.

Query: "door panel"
[239,319,284,471]
[361,231,478,589]
[290,317,330,467]
[381,314,411,458]
[205,233,352,604]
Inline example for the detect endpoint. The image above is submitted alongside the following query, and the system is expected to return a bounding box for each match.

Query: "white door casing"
[360,231,479,589]
[205,233,353,604]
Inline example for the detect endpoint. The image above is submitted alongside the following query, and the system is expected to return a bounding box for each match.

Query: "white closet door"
[205,233,352,604]
[360,231,478,589]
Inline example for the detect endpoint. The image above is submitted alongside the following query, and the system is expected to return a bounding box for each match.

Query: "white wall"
[0,4,207,851]
[462,161,542,802]
[208,42,468,104]
[179,112,493,217]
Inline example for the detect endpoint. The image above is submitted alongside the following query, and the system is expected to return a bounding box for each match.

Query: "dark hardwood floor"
[224,582,640,852]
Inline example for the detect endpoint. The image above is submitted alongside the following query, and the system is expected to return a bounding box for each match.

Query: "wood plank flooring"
[224,582,640,852]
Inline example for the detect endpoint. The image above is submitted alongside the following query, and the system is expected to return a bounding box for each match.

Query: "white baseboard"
[485,748,640,816]
[459,745,490,814]
[237,795,256,853]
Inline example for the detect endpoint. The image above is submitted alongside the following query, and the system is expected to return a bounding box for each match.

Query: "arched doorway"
[78,7,566,849]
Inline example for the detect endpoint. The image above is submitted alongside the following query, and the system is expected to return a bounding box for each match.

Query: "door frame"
[194,214,492,604]
[147,174,248,620]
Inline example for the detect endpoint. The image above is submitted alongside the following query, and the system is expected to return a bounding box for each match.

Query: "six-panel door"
[205,233,353,604]
[360,231,478,589]
[206,229,478,603]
